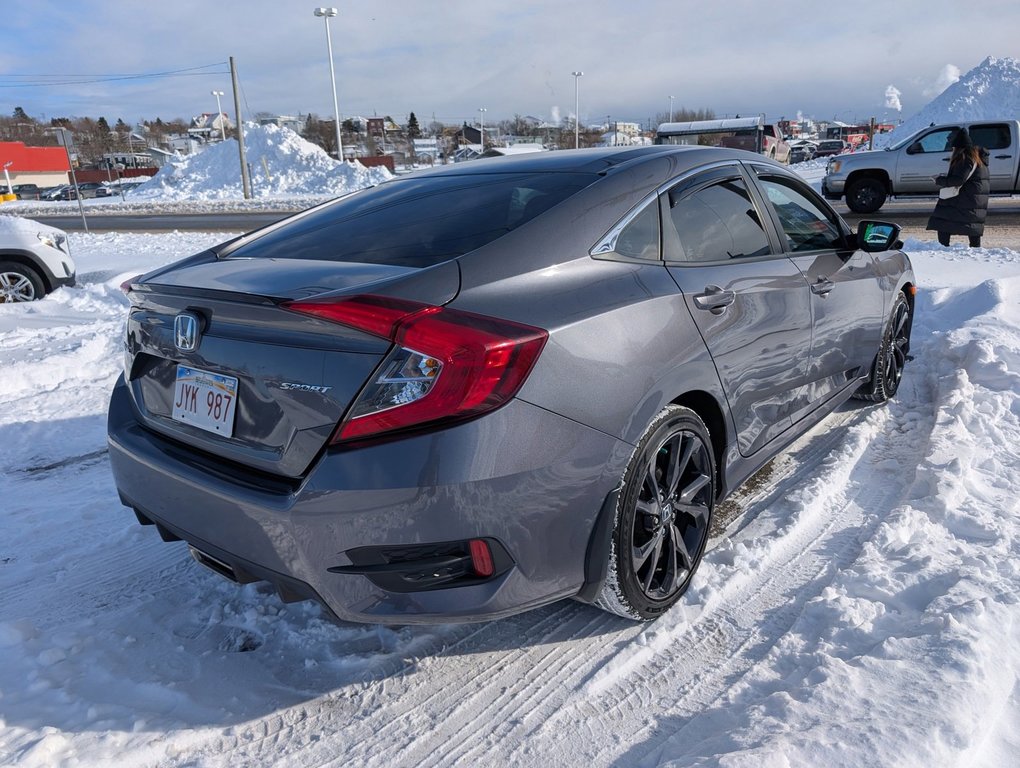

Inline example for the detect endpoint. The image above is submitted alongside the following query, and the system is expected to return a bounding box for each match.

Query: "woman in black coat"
[926,128,990,247]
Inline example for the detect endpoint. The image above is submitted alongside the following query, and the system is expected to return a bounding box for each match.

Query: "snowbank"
[130,123,391,201]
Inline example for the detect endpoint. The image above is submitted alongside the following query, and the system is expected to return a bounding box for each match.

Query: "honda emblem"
[174,313,201,352]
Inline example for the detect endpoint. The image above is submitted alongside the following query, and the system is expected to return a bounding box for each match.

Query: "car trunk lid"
[123,254,459,478]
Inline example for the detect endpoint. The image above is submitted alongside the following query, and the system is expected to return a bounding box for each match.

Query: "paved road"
[29,212,289,233]
[26,199,1020,249]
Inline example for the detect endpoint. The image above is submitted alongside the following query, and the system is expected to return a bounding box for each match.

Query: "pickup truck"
[822,120,1020,213]
[719,123,791,163]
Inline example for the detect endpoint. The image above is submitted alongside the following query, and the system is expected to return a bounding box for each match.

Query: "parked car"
[115,180,145,195]
[0,215,75,302]
[9,183,43,200]
[76,182,110,199]
[40,185,78,201]
[788,141,818,164]
[823,120,1020,213]
[109,146,914,625]
[813,139,851,158]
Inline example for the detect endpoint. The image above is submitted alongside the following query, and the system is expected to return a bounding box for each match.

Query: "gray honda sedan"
[108,146,914,624]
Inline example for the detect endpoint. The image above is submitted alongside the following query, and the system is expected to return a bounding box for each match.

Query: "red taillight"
[119,274,143,294]
[283,295,547,442]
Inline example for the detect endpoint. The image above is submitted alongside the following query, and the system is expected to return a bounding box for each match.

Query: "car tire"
[845,178,886,213]
[0,261,45,303]
[594,405,715,620]
[854,292,910,403]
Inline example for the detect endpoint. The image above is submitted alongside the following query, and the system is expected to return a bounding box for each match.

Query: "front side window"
[914,129,956,153]
[665,178,771,262]
[756,176,844,252]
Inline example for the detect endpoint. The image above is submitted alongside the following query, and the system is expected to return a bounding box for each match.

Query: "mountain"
[876,56,1020,147]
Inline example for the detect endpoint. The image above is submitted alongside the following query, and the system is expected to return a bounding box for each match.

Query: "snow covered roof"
[657,117,763,135]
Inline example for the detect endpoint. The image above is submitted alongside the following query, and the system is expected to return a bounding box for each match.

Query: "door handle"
[693,285,736,314]
[811,277,835,296]
[995,154,1012,159]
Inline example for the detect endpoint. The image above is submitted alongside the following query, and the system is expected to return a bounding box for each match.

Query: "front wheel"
[595,405,716,620]
[855,292,911,402]
[845,178,886,213]
[0,262,45,303]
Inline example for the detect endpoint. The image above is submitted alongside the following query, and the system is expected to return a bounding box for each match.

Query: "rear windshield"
[227,171,599,268]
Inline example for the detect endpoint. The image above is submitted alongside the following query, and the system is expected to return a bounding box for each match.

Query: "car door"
[894,126,957,193]
[662,165,814,457]
[969,123,1014,192]
[750,167,885,420]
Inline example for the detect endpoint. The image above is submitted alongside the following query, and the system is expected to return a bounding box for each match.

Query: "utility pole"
[230,56,251,199]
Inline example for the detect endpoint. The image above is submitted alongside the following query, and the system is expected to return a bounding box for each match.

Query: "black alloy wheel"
[855,291,911,403]
[845,177,886,214]
[596,405,715,620]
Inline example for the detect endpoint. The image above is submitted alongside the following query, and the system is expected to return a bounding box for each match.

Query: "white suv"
[0,215,76,302]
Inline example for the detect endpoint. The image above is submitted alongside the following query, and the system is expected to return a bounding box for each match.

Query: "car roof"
[403,145,709,179]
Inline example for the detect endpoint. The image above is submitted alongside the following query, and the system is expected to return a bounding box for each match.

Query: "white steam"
[925,64,962,97]
[885,85,903,112]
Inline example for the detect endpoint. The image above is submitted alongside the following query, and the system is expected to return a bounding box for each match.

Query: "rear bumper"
[108,375,628,624]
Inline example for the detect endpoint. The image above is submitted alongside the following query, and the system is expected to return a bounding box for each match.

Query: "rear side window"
[665,178,771,262]
[970,124,1011,150]
[227,172,598,268]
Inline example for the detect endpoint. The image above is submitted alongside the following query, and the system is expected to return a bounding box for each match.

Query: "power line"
[0,63,229,89]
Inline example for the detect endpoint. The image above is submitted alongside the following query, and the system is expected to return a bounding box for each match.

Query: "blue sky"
[2,1,1016,129]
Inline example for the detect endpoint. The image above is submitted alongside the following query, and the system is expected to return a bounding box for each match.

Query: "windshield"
[226,171,598,268]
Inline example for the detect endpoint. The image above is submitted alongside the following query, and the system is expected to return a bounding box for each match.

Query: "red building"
[0,141,70,186]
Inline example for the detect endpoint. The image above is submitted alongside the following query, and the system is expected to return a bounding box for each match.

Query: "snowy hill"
[876,56,1020,147]
[132,123,391,201]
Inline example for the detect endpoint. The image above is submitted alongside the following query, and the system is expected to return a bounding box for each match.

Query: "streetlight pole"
[314,7,344,161]
[478,107,487,154]
[669,95,675,123]
[210,90,226,141]
[572,71,583,149]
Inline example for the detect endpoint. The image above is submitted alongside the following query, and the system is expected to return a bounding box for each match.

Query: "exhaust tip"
[189,545,239,583]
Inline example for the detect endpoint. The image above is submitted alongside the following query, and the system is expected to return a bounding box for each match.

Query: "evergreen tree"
[97,116,111,134]
[407,112,421,139]
[12,106,30,121]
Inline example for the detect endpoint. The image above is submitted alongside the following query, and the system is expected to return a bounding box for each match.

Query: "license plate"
[171,365,238,437]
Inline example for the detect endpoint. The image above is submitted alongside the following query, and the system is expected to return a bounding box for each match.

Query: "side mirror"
[857,221,902,252]
[905,141,923,155]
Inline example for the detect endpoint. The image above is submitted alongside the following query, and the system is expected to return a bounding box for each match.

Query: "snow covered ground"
[3,52,1020,768]
[2,226,1020,767]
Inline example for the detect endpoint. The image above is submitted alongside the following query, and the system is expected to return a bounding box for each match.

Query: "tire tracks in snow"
[165,366,937,768]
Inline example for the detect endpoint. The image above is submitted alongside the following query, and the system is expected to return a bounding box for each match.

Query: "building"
[189,112,233,142]
[412,138,440,163]
[258,115,304,133]
[0,141,70,187]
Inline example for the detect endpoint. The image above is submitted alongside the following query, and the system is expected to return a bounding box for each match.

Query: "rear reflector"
[469,539,495,577]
